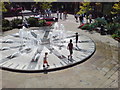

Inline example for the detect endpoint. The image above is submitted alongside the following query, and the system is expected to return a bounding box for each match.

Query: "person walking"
[60,10,62,19]
[79,14,83,24]
[23,18,29,28]
[63,11,65,20]
[56,10,59,19]
[75,33,78,46]
[74,13,79,22]
[43,52,49,67]
[85,15,89,23]
[64,11,67,20]
[89,14,92,23]
[67,39,73,60]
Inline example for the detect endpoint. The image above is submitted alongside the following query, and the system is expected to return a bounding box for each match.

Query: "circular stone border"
[0,30,96,73]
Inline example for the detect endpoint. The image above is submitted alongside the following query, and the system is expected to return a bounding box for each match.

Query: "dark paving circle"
[0,28,96,72]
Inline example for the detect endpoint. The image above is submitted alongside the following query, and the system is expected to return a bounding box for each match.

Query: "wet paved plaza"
[0,14,119,88]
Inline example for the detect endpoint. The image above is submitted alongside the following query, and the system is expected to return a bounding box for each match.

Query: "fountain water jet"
[19,26,42,47]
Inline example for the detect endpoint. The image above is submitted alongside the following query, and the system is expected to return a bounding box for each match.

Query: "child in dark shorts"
[43,52,49,67]
[67,39,73,60]
[75,33,78,45]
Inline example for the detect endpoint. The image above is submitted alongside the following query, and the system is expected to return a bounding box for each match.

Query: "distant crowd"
[74,13,93,24]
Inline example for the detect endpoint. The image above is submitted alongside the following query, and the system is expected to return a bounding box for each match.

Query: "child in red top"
[43,52,49,67]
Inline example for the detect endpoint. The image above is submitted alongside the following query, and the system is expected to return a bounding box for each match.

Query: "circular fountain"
[0,22,96,72]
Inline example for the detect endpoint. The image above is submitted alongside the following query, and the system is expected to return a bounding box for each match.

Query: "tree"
[34,0,56,2]
[33,0,53,16]
[111,2,120,15]
[77,2,92,15]
[0,2,11,19]
[77,2,92,23]
[1,2,7,12]
[40,2,52,10]
[33,0,53,10]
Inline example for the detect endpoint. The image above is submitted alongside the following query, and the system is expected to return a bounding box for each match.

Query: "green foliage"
[112,34,117,38]
[113,16,120,23]
[89,23,98,29]
[111,2,120,14]
[40,2,52,10]
[1,2,11,12]
[77,2,92,15]
[81,24,90,30]
[27,17,39,27]
[1,2,7,12]
[112,29,120,42]
[114,29,120,37]
[80,23,98,30]
[39,20,46,26]
[2,19,12,31]
[2,19,10,27]
[95,18,107,26]
[2,27,12,31]
[34,0,56,3]
[11,18,22,28]
[105,23,120,34]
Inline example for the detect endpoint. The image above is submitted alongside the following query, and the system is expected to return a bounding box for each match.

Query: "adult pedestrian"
[56,10,59,19]
[85,15,89,23]
[104,15,108,21]
[89,14,92,23]
[79,14,83,24]
[60,10,62,19]
[48,9,52,17]
[74,13,79,22]
[23,18,29,28]
[44,10,47,17]
[67,39,73,60]
[64,11,67,20]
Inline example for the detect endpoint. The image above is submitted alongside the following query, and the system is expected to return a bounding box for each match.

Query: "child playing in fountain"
[67,39,73,60]
[75,33,78,46]
[43,52,49,67]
